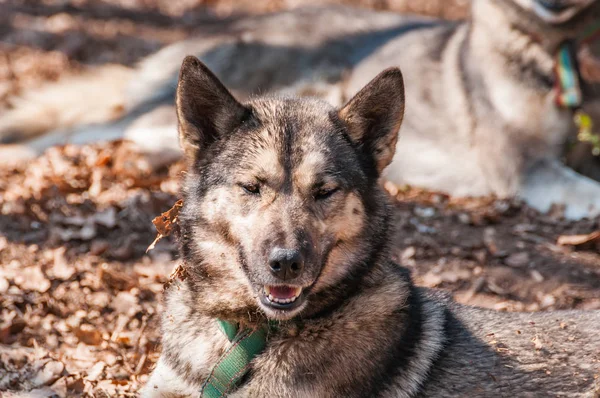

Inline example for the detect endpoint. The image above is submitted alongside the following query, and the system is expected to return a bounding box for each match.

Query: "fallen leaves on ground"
[147,199,183,252]
[0,142,180,396]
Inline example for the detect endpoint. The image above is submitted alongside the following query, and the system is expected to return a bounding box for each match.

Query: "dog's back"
[423,293,600,397]
[343,0,600,218]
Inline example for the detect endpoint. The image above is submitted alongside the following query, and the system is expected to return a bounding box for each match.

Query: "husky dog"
[142,57,600,397]
[344,0,600,219]
[3,1,600,219]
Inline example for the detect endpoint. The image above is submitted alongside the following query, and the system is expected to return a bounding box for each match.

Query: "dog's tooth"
[265,287,303,305]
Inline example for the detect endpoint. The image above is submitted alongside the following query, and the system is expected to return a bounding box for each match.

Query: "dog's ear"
[176,56,249,162]
[339,68,404,174]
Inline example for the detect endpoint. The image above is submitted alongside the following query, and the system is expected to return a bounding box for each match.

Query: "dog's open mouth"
[261,285,304,310]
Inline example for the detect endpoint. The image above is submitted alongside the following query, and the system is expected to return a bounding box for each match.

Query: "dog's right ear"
[176,56,249,162]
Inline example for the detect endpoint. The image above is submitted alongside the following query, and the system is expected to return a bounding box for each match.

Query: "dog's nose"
[268,248,304,281]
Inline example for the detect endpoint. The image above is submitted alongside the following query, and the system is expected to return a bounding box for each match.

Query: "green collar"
[199,320,272,398]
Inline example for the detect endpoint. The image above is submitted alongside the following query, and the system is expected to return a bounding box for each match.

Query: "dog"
[3,1,600,219]
[344,0,600,219]
[142,57,600,397]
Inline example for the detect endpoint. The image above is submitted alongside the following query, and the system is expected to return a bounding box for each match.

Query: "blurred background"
[1,1,600,397]
[0,0,469,105]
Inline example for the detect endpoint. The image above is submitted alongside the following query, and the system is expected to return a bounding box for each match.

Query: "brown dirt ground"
[1,1,600,397]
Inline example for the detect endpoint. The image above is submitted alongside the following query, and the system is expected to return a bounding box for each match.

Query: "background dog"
[345,0,600,219]
[144,57,600,397]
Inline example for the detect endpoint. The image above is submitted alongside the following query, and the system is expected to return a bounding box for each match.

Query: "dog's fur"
[3,0,600,218]
[142,58,600,398]
[346,0,600,219]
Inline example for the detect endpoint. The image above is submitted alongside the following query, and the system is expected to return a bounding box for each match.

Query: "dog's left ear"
[339,68,405,174]
[176,56,249,163]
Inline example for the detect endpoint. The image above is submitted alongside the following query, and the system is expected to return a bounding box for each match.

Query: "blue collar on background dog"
[555,41,583,108]
[555,19,600,108]
[555,20,600,155]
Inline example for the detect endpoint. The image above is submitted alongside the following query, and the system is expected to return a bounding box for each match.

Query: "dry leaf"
[164,263,188,289]
[33,360,65,387]
[557,231,600,247]
[50,247,75,280]
[86,361,106,381]
[15,267,51,293]
[147,199,183,252]
[75,324,103,346]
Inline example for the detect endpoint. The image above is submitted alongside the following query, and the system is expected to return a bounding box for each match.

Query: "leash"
[554,20,600,155]
[199,320,271,398]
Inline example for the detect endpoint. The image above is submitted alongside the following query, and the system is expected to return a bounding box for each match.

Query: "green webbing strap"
[200,320,268,398]
[217,319,239,341]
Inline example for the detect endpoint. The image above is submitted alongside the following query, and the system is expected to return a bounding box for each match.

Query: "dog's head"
[175,57,404,321]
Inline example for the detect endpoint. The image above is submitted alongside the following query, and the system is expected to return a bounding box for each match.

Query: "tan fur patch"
[313,243,356,290]
[247,131,284,184]
[329,193,365,241]
[314,193,366,289]
[293,151,326,191]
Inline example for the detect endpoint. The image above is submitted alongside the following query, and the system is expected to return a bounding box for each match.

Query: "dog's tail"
[0,64,134,144]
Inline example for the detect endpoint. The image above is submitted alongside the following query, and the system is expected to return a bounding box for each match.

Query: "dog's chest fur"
[148,267,600,398]
[151,265,448,398]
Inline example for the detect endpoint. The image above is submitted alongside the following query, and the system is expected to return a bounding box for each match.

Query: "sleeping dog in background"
[2,0,600,219]
[142,57,600,397]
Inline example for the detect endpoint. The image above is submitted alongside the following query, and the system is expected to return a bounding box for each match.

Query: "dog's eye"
[315,186,339,201]
[240,183,260,195]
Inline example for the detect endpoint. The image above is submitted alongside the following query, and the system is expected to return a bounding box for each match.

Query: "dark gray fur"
[142,58,600,398]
